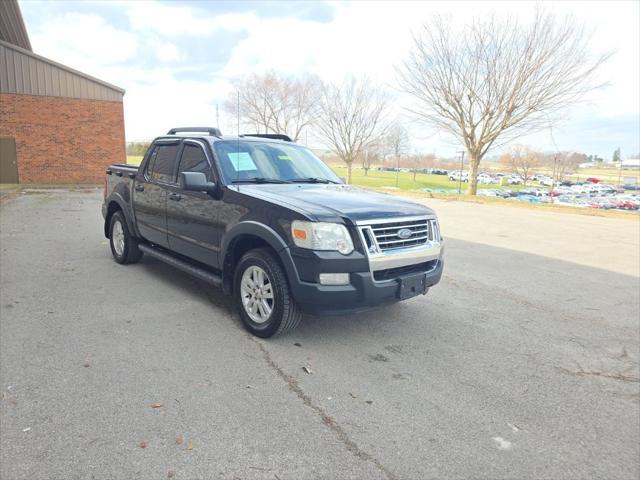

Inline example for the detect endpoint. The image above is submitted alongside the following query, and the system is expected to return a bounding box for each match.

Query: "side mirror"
[181,172,216,194]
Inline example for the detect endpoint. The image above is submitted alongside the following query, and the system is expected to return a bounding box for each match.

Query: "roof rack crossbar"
[167,127,222,137]
[241,133,292,142]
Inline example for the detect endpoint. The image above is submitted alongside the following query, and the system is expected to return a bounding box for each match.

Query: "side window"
[144,147,158,180]
[177,144,211,181]
[151,144,179,183]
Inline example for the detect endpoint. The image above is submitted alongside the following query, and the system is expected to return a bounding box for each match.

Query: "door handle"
[169,193,182,201]
[134,184,144,192]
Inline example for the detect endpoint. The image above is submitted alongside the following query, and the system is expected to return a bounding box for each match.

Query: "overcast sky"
[20,0,640,159]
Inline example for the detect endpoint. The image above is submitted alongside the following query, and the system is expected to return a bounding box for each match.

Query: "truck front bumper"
[283,229,444,315]
[289,259,444,315]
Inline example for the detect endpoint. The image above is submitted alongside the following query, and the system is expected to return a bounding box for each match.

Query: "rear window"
[150,144,179,183]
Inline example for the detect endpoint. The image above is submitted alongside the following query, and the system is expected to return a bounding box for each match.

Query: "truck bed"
[106,164,138,176]
[105,164,139,203]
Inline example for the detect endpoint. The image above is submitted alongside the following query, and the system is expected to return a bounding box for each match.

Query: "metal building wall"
[0,0,32,51]
[0,40,124,102]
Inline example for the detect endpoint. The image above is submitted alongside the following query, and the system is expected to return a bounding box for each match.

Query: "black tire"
[109,211,142,265]
[233,248,302,338]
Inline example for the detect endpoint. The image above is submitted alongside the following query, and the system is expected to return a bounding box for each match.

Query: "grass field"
[328,166,519,192]
[568,168,639,184]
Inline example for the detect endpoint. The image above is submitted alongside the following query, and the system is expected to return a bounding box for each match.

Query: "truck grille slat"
[376,228,429,238]
[367,218,439,252]
[372,223,429,232]
[378,235,430,245]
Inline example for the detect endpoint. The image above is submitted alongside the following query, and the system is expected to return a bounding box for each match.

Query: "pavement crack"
[558,365,640,383]
[252,338,398,480]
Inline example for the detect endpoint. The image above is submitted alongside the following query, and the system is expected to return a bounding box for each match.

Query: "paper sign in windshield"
[227,152,257,171]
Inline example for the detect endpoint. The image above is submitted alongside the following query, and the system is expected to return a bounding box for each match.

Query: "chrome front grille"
[366,218,439,252]
[357,216,443,276]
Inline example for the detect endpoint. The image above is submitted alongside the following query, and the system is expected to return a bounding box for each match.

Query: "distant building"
[621,159,640,169]
[579,162,598,169]
[0,0,125,183]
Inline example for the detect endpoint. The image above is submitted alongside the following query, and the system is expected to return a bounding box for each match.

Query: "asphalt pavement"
[1,189,638,479]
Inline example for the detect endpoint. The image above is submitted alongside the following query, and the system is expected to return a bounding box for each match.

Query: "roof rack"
[241,133,292,142]
[167,127,222,137]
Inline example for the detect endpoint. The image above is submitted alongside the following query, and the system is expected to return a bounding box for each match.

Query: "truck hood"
[232,184,435,223]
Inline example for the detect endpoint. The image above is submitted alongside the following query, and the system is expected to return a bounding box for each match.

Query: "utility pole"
[215,104,219,130]
[618,161,622,186]
[457,150,465,194]
[550,154,558,193]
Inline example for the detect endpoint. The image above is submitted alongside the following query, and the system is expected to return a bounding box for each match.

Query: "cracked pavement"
[1,189,639,479]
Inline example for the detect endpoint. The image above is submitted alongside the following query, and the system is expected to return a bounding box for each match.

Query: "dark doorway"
[0,137,19,183]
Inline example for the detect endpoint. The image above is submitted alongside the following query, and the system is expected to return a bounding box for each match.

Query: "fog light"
[319,273,350,286]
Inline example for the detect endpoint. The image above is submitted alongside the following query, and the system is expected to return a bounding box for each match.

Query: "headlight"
[291,220,354,255]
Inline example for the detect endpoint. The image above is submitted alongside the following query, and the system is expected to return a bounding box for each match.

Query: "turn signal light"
[293,228,307,240]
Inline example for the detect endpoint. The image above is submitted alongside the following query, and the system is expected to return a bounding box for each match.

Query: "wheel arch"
[104,196,136,239]
[221,222,298,295]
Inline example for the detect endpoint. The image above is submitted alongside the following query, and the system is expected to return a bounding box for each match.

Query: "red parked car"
[586,177,601,183]
[613,200,639,210]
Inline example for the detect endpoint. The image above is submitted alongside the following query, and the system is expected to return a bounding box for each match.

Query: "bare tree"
[386,123,410,168]
[499,145,541,186]
[543,151,585,182]
[226,71,321,142]
[317,77,389,184]
[360,140,386,176]
[411,153,435,181]
[398,10,609,194]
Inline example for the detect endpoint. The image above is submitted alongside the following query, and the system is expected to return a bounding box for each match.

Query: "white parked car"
[538,176,554,186]
[507,175,522,185]
[449,171,469,182]
[477,173,496,184]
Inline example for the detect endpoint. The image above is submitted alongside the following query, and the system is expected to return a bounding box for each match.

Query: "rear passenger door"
[165,140,221,268]
[133,140,180,248]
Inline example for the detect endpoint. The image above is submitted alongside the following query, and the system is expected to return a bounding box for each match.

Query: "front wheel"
[233,248,302,338]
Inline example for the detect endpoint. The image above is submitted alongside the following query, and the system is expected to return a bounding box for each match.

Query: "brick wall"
[0,93,125,184]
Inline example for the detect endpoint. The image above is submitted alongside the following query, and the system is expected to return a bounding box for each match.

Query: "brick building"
[0,0,126,184]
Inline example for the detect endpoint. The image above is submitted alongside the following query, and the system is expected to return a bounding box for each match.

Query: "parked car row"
[367,166,639,194]
[477,183,639,211]
[447,172,522,185]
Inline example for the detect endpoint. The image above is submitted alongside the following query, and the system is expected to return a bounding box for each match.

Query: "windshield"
[214,140,342,184]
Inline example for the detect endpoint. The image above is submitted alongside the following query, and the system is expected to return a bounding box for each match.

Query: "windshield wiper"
[232,177,291,184]
[290,177,339,184]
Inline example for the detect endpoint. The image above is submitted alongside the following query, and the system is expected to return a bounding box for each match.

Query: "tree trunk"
[467,151,480,195]
[347,162,353,184]
[363,167,369,176]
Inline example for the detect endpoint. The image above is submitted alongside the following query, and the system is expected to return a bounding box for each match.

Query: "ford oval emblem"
[397,228,412,240]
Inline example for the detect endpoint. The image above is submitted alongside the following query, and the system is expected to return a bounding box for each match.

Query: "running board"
[139,244,222,286]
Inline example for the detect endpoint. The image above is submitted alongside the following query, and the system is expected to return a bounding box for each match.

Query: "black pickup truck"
[103,127,444,337]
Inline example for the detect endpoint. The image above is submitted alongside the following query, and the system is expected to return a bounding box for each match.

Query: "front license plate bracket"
[398,273,427,300]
